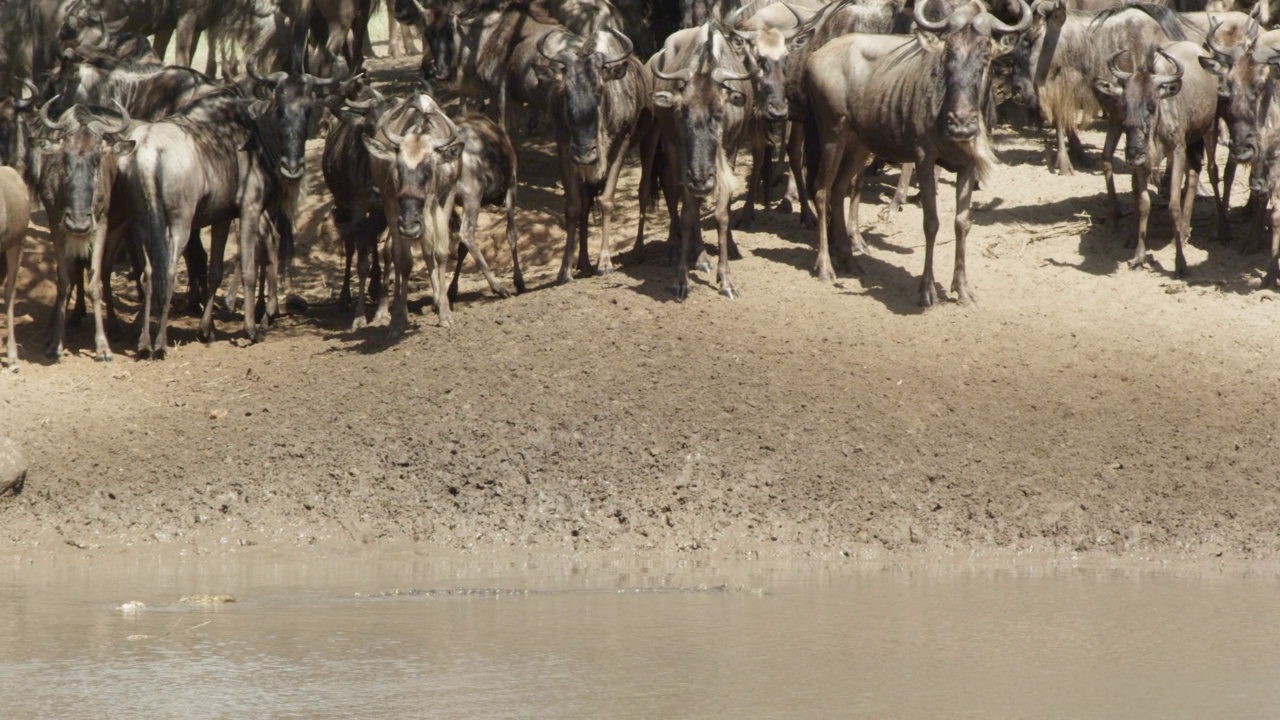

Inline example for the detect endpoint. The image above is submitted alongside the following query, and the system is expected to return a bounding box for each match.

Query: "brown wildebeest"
[1093,42,1219,274]
[649,22,755,300]
[446,112,522,300]
[532,27,649,280]
[0,165,29,371]
[805,0,1031,305]
[33,100,135,362]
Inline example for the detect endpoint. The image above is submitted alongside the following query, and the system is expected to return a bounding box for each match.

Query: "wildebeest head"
[398,0,456,81]
[652,28,754,198]
[728,3,810,122]
[1199,21,1274,163]
[34,98,135,238]
[444,0,496,85]
[1009,0,1066,110]
[1094,47,1183,166]
[1249,128,1280,197]
[533,28,634,167]
[0,79,38,170]
[249,55,338,180]
[915,0,1031,142]
[363,97,464,239]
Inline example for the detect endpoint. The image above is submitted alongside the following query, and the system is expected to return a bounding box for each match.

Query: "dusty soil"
[3,52,1280,564]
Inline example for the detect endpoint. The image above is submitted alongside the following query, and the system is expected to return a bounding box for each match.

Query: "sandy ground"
[2,48,1280,564]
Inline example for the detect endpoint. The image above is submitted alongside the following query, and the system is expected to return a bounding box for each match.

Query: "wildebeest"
[362,93,465,332]
[393,0,454,80]
[0,165,29,370]
[1249,122,1280,286]
[1093,42,1218,274]
[805,0,1031,305]
[1199,21,1279,247]
[532,27,648,280]
[649,23,755,300]
[33,100,135,362]
[446,111,523,299]
[0,80,39,182]
[1010,0,1186,176]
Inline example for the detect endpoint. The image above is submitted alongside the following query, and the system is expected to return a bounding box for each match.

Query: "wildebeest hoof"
[556,274,572,286]
[670,283,689,301]
[438,316,454,329]
[285,294,309,313]
[1127,256,1146,270]
[800,211,817,230]
[719,286,738,299]
[596,264,614,276]
[337,293,353,312]
[96,352,113,362]
[350,316,368,331]
[251,330,266,344]
[777,199,794,215]
[695,261,711,274]
[495,287,512,299]
[918,279,939,307]
[4,363,16,373]
[152,347,167,361]
[45,346,62,361]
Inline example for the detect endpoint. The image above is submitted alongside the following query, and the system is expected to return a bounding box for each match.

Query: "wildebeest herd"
[1,0,1279,369]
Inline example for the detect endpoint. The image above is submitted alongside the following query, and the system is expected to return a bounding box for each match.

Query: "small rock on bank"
[0,436,27,496]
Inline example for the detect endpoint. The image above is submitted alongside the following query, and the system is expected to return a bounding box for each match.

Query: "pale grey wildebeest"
[446,111,522,302]
[805,0,1031,306]
[0,164,29,371]
[1093,42,1219,275]
[648,22,755,301]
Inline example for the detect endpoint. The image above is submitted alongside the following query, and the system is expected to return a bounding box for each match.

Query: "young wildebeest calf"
[1093,42,1218,275]
[0,164,29,370]
[805,0,1031,305]
[446,112,523,302]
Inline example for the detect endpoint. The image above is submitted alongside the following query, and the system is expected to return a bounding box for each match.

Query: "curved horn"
[783,2,804,28]
[345,96,378,111]
[652,60,694,83]
[537,31,566,69]
[301,72,340,89]
[377,110,405,149]
[600,27,634,65]
[914,0,950,32]
[987,0,1033,35]
[85,99,130,136]
[39,96,78,132]
[1205,17,1230,60]
[711,66,754,86]
[1154,47,1184,83]
[15,78,39,109]
[1108,49,1133,81]
[246,49,287,85]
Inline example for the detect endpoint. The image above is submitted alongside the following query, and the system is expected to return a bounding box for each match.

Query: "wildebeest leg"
[452,198,510,301]
[788,122,816,229]
[174,12,198,66]
[236,207,265,345]
[87,230,112,362]
[1173,147,1196,278]
[505,184,524,293]
[659,146,682,266]
[3,244,20,369]
[1250,190,1270,254]
[1218,155,1236,245]
[714,179,737,299]
[1102,127,1122,225]
[154,219,194,360]
[831,145,868,271]
[372,237,393,326]
[386,232,413,336]
[1128,164,1151,270]
[740,127,766,228]
[878,163,915,223]
[69,261,86,329]
[953,163,977,304]
[185,230,208,315]
[597,143,629,276]
[1054,121,1074,176]
[1266,192,1280,288]
[337,207,356,311]
[199,221,231,343]
[558,175,584,284]
[420,227,453,329]
[576,185,597,276]
[672,190,698,300]
[46,239,71,359]
[813,129,848,283]
[634,123,660,259]
[153,26,175,61]
[917,158,941,307]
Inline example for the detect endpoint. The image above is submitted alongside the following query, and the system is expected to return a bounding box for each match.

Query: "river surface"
[1,551,1278,719]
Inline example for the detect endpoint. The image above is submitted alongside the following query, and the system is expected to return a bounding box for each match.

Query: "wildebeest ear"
[437,141,463,161]
[362,135,396,162]
[33,138,56,155]
[914,30,944,53]
[1157,79,1182,99]
[788,28,814,51]
[602,62,628,82]
[1093,79,1122,98]
[727,90,747,108]
[651,90,678,108]
[993,34,1018,57]
[532,63,562,84]
[111,140,136,157]
[1197,55,1227,77]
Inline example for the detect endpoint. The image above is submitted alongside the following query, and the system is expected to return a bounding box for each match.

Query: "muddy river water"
[1,552,1278,718]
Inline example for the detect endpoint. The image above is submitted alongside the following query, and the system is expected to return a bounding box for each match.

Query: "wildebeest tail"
[135,147,171,320]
